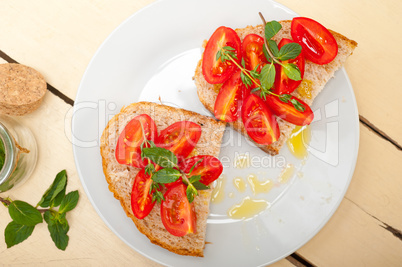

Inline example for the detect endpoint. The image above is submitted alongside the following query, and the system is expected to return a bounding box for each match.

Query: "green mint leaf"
[216,50,222,61]
[142,147,177,168]
[8,200,43,226]
[251,87,261,93]
[50,186,66,208]
[4,221,35,248]
[241,58,246,68]
[265,20,282,40]
[277,42,302,61]
[240,71,253,88]
[186,186,196,203]
[37,170,67,208]
[188,159,203,175]
[192,181,210,190]
[144,163,155,175]
[260,63,276,91]
[188,175,201,184]
[268,40,279,57]
[223,46,235,51]
[290,99,306,112]
[152,168,181,184]
[263,44,272,63]
[282,63,302,81]
[152,189,165,204]
[279,94,292,103]
[44,210,70,251]
[58,190,79,214]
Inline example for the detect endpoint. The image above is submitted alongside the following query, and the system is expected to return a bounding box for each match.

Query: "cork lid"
[0,63,47,116]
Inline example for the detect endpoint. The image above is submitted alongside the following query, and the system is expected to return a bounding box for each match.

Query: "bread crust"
[194,20,357,155]
[100,102,226,257]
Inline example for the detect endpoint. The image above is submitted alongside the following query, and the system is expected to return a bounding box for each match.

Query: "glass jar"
[0,115,37,192]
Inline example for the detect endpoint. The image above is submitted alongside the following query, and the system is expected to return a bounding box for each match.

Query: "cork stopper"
[0,63,47,116]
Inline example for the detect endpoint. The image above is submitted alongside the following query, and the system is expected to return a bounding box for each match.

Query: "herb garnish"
[140,139,209,204]
[0,170,79,250]
[215,13,306,112]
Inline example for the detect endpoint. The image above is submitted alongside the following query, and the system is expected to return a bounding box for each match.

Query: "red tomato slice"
[131,168,156,219]
[264,95,314,126]
[273,38,305,95]
[115,114,157,168]
[242,34,268,72]
[202,26,242,84]
[161,183,197,236]
[241,94,280,145]
[179,155,223,186]
[291,17,338,65]
[156,121,201,160]
[214,70,249,122]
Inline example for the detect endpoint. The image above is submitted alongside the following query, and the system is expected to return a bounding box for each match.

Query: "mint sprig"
[218,13,306,113]
[141,143,209,204]
[0,170,79,250]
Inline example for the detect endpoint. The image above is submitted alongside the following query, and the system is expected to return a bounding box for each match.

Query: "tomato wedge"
[241,94,280,145]
[131,168,156,219]
[161,183,197,236]
[291,17,338,65]
[179,155,223,186]
[214,70,249,122]
[242,34,268,72]
[264,95,314,126]
[156,121,201,160]
[202,26,242,84]
[115,114,157,168]
[273,38,305,95]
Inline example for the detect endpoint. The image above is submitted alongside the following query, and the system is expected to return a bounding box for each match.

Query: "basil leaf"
[8,200,43,226]
[142,147,177,168]
[192,181,210,190]
[152,168,181,184]
[37,170,67,208]
[260,63,276,91]
[58,190,79,214]
[4,221,35,248]
[278,43,302,61]
[264,20,282,40]
[282,63,302,81]
[50,184,66,208]
[44,210,69,251]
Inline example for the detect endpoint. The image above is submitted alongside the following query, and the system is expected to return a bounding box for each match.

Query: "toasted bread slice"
[100,102,226,257]
[195,20,357,155]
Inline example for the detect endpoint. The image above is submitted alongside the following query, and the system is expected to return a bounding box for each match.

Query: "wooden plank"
[1,0,401,146]
[295,125,402,266]
[0,0,155,100]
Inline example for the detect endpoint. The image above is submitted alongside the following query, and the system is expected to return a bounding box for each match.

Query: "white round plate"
[72,0,359,266]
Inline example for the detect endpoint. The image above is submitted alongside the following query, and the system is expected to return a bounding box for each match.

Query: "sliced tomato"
[156,121,201,160]
[291,17,338,65]
[273,38,305,95]
[202,26,242,84]
[115,114,157,168]
[242,34,268,72]
[214,70,249,122]
[179,155,223,186]
[241,94,280,145]
[160,183,197,236]
[264,95,314,126]
[131,168,156,219]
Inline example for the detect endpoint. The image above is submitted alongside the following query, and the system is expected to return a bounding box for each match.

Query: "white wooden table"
[1,0,401,266]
